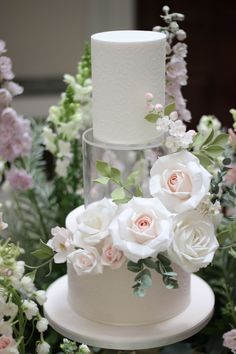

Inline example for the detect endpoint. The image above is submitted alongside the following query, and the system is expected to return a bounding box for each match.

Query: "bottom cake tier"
[67,263,190,326]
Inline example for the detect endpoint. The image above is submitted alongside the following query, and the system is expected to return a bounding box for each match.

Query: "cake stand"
[44,274,214,350]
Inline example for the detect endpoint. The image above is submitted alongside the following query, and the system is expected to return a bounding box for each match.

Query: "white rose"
[22,300,39,320]
[67,248,102,276]
[36,318,48,333]
[75,198,117,247]
[150,150,212,213]
[34,290,47,306]
[168,210,219,272]
[36,341,50,354]
[47,227,74,263]
[109,197,172,263]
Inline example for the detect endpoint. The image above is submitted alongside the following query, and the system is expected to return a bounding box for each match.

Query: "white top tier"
[91,30,166,145]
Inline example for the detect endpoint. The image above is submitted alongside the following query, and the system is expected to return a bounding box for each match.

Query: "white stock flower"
[55,157,71,177]
[57,140,72,159]
[173,43,187,58]
[47,105,61,124]
[20,276,35,294]
[150,150,212,213]
[43,127,57,154]
[0,213,8,231]
[57,118,81,140]
[109,197,172,263]
[22,300,39,320]
[75,198,117,247]
[36,318,48,333]
[67,248,102,276]
[36,341,50,354]
[47,227,74,263]
[168,210,219,272]
[34,290,47,306]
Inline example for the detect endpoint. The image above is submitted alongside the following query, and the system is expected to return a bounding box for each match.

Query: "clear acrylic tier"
[82,128,164,205]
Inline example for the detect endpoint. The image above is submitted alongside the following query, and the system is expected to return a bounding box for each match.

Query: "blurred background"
[1,0,236,127]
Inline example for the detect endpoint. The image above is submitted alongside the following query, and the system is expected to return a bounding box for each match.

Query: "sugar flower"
[0,89,12,110]
[0,335,19,354]
[47,226,74,263]
[68,247,102,276]
[0,41,6,55]
[101,237,125,269]
[36,318,48,333]
[223,329,236,351]
[36,341,50,354]
[2,81,23,97]
[0,57,14,81]
[22,300,39,320]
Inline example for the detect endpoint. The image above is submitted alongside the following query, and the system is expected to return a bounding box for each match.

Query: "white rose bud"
[36,341,50,354]
[36,318,49,333]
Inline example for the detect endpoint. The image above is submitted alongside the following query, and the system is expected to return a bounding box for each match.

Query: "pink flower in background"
[0,56,14,81]
[3,81,23,97]
[166,57,187,86]
[0,335,19,353]
[223,329,236,351]
[173,42,187,58]
[224,165,236,185]
[228,128,236,150]
[0,41,6,55]
[6,168,32,191]
[0,108,32,161]
[0,88,12,110]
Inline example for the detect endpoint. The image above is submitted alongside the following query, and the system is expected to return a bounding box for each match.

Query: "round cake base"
[44,274,214,350]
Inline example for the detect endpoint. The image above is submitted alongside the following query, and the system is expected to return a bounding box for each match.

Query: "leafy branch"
[144,102,176,123]
[94,160,142,204]
[127,253,178,297]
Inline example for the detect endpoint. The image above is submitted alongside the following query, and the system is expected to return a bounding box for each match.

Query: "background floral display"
[1,5,236,354]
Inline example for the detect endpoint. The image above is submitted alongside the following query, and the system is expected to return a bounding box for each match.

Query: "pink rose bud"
[155,103,163,113]
[145,92,153,102]
[169,111,178,121]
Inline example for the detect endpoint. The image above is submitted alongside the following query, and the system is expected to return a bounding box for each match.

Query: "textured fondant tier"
[91,30,166,145]
[66,206,191,326]
[67,262,190,326]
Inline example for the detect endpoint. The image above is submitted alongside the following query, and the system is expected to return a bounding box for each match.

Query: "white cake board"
[44,274,214,350]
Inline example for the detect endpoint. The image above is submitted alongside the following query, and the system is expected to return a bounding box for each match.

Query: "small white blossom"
[20,276,35,294]
[55,157,71,177]
[13,261,25,280]
[169,119,186,137]
[0,302,18,319]
[165,135,181,152]
[57,140,72,159]
[197,115,221,135]
[43,127,57,154]
[47,105,61,124]
[156,116,170,135]
[34,290,47,306]
[36,318,48,333]
[23,300,39,320]
[47,226,74,263]
[36,341,50,354]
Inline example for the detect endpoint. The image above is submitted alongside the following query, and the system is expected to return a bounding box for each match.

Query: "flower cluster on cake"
[45,7,225,299]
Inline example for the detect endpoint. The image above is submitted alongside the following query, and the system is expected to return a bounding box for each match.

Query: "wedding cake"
[47,29,218,328]
[65,30,192,326]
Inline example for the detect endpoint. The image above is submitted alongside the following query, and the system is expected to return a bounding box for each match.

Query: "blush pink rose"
[0,335,19,353]
[101,238,125,269]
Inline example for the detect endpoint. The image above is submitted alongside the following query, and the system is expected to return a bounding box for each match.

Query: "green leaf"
[144,113,159,123]
[211,133,229,147]
[93,176,110,185]
[111,187,126,201]
[31,240,54,260]
[204,145,225,158]
[96,160,111,177]
[192,151,213,168]
[110,167,121,183]
[157,253,171,266]
[200,129,215,148]
[126,171,139,186]
[127,260,143,272]
[135,185,143,197]
[143,258,156,269]
[192,132,206,149]
[229,247,236,259]
[164,102,176,116]
[26,269,37,281]
[114,197,131,204]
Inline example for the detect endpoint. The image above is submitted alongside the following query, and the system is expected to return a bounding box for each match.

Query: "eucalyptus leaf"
[164,102,176,116]
[93,176,110,185]
[144,113,159,123]
[133,286,146,297]
[157,253,171,266]
[111,187,126,201]
[143,258,156,269]
[96,160,111,177]
[127,260,143,272]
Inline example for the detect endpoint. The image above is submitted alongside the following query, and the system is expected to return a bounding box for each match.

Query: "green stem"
[25,257,53,270]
